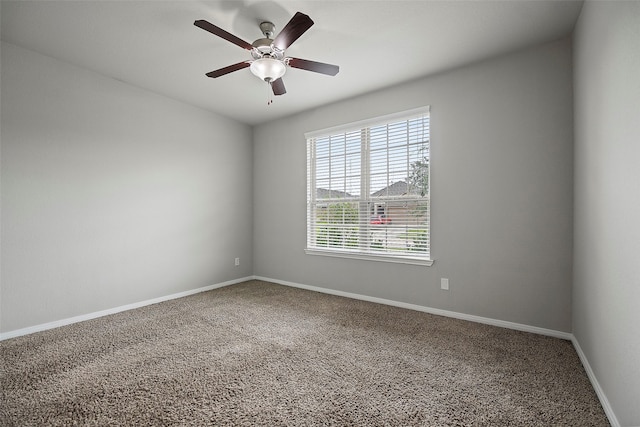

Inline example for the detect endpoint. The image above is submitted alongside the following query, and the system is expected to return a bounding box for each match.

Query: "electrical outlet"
[440,278,450,291]
[235,257,240,266]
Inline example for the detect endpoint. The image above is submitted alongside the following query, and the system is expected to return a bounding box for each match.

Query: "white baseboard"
[1,274,570,341]
[0,276,253,341]
[252,275,572,340]
[571,337,621,427]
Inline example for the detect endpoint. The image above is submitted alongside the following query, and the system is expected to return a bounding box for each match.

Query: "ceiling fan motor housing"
[251,38,284,60]
[251,21,284,60]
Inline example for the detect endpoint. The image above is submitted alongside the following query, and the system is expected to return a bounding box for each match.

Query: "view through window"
[306,107,431,265]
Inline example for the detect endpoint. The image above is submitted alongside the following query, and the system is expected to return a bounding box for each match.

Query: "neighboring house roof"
[316,182,425,199]
[316,188,353,199]
[371,181,423,197]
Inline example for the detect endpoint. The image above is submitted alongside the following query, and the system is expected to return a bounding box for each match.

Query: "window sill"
[305,248,434,266]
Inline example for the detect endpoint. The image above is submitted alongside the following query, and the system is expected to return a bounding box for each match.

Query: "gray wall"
[573,2,640,426]
[253,38,574,332]
[1,42,254,333]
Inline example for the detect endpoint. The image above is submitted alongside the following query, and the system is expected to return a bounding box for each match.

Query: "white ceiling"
[1,1,583,126]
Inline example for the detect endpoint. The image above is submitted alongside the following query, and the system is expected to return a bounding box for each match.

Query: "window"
[305,107,431,265]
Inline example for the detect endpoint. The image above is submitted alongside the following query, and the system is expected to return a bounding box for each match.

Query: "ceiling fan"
[194,12,339,97]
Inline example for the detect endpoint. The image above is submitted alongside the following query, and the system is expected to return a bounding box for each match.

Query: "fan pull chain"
[266,81,273,106]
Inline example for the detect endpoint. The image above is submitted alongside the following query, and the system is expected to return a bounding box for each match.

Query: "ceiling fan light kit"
[250,58,286,82]
[194,12,339,99]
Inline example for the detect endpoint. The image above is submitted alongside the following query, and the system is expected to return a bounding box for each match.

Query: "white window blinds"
[306,107,431,265]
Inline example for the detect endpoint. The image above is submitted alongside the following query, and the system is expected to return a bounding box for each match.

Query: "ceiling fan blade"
[205,61,251,78]
[272,12,314,51]
[194,20,253,51]
[271,78,286,96]
[287,58,339,76]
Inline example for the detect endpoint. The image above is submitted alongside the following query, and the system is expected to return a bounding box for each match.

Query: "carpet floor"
[1,280,608,426]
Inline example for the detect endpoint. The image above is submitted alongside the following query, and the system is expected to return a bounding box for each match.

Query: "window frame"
[305,107,433,266]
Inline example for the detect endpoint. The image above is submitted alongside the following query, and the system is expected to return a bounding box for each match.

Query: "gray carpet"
[1,280,608,426]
